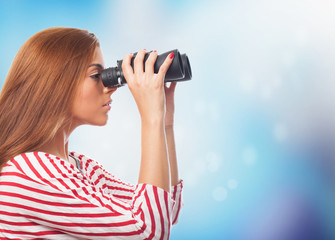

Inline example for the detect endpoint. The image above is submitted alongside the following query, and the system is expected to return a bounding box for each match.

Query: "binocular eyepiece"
[101,49,192,88]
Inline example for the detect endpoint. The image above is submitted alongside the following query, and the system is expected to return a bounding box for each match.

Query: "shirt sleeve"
[171,180,184,225]
[73,152,184,226]
[0,152,176,239]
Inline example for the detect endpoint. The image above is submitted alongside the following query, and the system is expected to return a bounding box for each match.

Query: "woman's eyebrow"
[88,63,104,69]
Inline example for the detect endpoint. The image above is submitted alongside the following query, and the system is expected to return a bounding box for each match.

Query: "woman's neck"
[38,127,73,162]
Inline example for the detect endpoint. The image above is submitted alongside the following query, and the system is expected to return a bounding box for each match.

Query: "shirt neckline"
[69,155,84,174]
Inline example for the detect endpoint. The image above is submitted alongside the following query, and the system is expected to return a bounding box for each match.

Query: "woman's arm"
[164,82,179,186]
[165,126,179,186]
[122,50,174,192]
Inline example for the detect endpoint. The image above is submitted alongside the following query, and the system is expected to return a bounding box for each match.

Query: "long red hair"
[0,27,99,170]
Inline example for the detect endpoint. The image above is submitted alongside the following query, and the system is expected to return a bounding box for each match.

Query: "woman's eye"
[90,74,101,81]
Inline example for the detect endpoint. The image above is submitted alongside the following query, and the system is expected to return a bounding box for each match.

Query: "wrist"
[165,124,174,130]
[164,116,174,128]
[141,116,165,127]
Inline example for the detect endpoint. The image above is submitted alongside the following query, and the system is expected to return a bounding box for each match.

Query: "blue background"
[1,0,335,239]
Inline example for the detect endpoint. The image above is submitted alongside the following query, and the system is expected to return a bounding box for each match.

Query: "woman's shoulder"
[8,151,97,168]
[10,151,68,166]
[3,152,84,178]
[7,151,57,168]
[2,151,117,185]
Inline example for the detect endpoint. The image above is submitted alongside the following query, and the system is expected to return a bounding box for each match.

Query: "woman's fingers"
[123,50,175,86]
[157,52,174,81]
[133,49,146,78]
[145,50,158,76]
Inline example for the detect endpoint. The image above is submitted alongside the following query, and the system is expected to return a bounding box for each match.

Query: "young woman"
[0,27,183,239]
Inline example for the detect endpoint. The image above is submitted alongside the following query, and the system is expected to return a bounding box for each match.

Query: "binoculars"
[101,49,192,88]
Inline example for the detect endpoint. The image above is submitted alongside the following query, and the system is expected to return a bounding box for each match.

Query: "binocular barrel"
[101,49,192,88]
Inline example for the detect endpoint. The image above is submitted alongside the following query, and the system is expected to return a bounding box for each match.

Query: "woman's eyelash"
[90,74,101,80]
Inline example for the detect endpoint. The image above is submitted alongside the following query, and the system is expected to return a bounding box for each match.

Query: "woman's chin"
[85,116,108,127]
[96,117,109,126]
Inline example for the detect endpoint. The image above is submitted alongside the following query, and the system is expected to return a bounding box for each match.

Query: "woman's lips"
[103,100,112,110]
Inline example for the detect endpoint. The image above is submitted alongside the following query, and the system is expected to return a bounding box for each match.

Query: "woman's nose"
[103,86,117,94]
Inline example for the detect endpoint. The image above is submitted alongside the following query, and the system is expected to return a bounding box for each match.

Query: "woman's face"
[71,47,117,126]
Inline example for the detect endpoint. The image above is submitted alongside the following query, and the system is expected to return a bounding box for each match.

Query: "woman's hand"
[122,49,174,123]
[164,82,177,128]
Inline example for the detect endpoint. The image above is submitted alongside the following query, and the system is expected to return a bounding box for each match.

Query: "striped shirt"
[0,152,183,239]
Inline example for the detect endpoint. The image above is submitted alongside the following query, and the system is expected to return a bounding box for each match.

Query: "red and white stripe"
[0,152,183,239]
